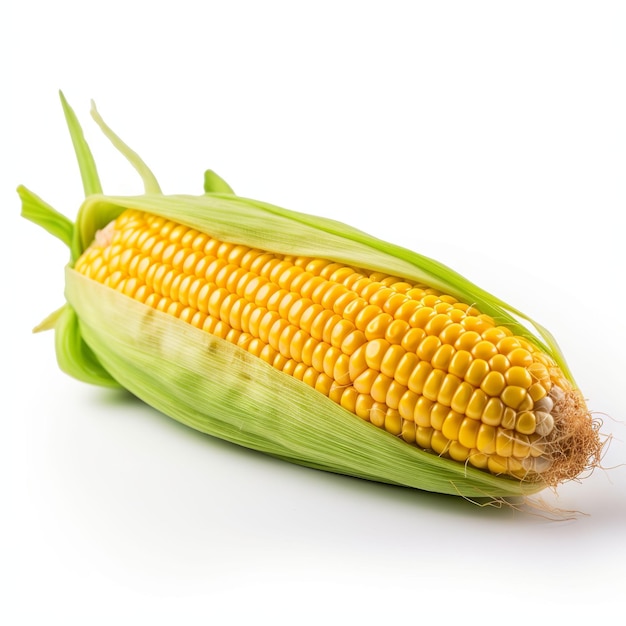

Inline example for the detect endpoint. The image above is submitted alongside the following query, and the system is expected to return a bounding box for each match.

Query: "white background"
[2,1,625,623]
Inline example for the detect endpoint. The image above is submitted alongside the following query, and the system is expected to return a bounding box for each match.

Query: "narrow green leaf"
[17,185,74,249]
[204,169,235,194]
[90,100,162,194]
[59,91,103,197]
[54,303,120,388]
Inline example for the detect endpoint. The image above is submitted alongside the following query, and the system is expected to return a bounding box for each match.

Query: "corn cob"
[19,93,603,499]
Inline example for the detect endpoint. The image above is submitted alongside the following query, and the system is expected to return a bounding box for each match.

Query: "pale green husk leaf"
[65,268,542,497]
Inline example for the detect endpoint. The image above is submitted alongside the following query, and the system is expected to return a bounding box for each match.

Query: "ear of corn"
[19,92,602,499]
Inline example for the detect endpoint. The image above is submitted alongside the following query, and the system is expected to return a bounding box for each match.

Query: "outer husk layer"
[65,267,543,498]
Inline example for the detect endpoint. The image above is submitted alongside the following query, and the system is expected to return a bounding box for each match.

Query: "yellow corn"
[74,208,579,482]
[20,94,604,499]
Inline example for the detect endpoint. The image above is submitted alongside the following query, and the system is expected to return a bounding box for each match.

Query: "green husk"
[20,92,578,498]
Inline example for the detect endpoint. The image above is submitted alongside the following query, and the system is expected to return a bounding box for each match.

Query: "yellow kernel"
[430,430,451,455]
[409,306,435,329]
[398,389,419,421]
[327,353,350,385]
[442,411,464,442]
[464,359,489,387]
[322,346,342,379]
[332,291,358,316]
[450,381,474,414]
[430,402,450,431]
[360,281,386,302]
[417,335,441,361]
[448,441,471,462]
[528,362,551,386]
[305,258,331,275]
[407,361,433,395]
[355,393,375,419]
[400,327,426,352]
[367,286,395,308]
[437,373,462,406]
[301,336,317,366]
[292,363,308,380]
[134,284,153,304]
[354,304,382,331]
[339,330,366,356]
[327,381,344,404]
[497,337,522,354]
[480,370,506,397]
[385,380,407,409]
[423,368,447,402]
[379,344,406,379]
[487,455,509,475]
[320,283,348,310]
[121,277,140,298]
[476,424,497,454]
[431,344,455,371]
[258,311,280,343]
[401,420,416,444]
[466,389,489,420]
[516,411,536,435]
[310,309,336,341]
[268,318,290,351]
[439,322,465,345]
[365,339,390,370]
[482,326,512,344]
[454,330,481,351]
[481,397,504,426]
[394,352,419,386]
[424,313,451,336]
[448,349,473,379]
[495,430,515,457]
[458,417,480,449]
[414,396,435,427]
[488,353,510,373]
[302,366,319,389]
[508,348,533,368]
[501,385,528,410]
[384,409,403,436]
[341,297,367,323]
[385,318,410,344]
[501,407,517,430]
[278,324,299,359]
[383,293,410,316]
[340,387,359,414]
[471,340,498,361]
[275,264,303,290]
[301,275,326,300]
[394,300,421,322]
[369,402,387,428]
[505,365,533,388]
[329,318,355,349]
[528,382,548,402]
[468,450,489,470]
[353,368,378,395]
[348,345,368,380]
[328,265,356,284]
[415,426,434,450]
[370,373,392,403]
[512,434,532,459]
[365,313,394,340]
